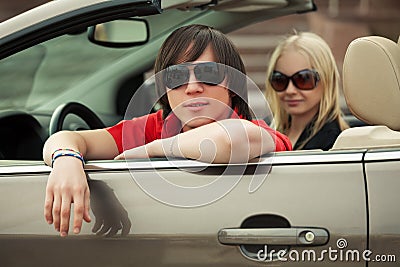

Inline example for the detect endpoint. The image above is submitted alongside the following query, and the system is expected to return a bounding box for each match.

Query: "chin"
[285,107,305,115]
[185,117,215,129]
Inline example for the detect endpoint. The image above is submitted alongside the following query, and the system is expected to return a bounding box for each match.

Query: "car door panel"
[0,151,367,266]
[365,150,400,266]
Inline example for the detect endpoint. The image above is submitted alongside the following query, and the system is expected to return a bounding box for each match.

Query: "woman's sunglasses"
[269,69,320,92]
[164,62,225,89]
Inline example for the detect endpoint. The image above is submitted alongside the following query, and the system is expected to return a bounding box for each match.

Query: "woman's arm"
[116,119,275,163]
[43,129,119,237]
[43,129,119,164]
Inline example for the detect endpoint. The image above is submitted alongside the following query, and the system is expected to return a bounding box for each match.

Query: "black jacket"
[294,119,342,151]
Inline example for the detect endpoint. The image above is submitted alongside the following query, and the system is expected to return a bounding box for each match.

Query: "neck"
[290,112,316,132]
[287,108,318,146]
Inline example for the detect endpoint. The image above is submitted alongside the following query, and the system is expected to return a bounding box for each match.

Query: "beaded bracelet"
[51,148,83,161]
[51,149,85,168]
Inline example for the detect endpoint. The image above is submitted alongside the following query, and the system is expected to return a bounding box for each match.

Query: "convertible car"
[0,0,399,266]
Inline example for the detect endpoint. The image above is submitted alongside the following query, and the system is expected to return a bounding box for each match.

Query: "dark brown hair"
[154,24,251,120]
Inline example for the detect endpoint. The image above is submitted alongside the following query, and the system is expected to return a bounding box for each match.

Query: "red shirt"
[107,110,291,153]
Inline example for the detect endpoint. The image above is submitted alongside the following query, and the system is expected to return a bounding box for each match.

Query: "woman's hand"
[44,157,91,237]
[42,129,119,236]
[114,139,164,160]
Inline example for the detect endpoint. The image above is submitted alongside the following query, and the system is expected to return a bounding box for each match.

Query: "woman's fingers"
[44,189,54,224]
[45,171,90,236]
[72,188,91,234]
[59,194,72,237]
[114,144,152,160]
[52,194,62,233]
[114,152,125,160]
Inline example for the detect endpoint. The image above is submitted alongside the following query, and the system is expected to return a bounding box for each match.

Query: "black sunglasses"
[163,62,226,89]
[270,69,320,92]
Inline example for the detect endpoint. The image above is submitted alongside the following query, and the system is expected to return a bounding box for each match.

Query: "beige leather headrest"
[343,36,400,131]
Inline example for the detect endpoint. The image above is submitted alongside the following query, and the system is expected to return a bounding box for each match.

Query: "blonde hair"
[265,31,348,149]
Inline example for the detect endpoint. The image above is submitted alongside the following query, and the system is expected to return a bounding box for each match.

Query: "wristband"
[51,150,85,168]
[51,148,83,160]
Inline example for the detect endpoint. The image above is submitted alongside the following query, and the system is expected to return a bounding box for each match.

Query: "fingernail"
[47,220,52,224]
[60,231,67,237]
[74,228,80,234]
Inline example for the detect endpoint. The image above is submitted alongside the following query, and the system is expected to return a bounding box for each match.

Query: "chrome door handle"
[218,227,329,246]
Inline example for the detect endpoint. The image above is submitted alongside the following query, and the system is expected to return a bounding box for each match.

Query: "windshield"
[0,31,134,112]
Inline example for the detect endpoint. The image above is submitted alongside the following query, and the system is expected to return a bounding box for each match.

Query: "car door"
[0,149,367,266]
[364,148,400,266]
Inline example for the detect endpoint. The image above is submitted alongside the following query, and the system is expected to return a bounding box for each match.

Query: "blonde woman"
[265,31,348,150]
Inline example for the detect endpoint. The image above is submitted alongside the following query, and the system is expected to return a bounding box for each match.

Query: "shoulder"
[109,110,163,129]
[319,119,342,135]
[303,119,342,150]
[106,110,164,153]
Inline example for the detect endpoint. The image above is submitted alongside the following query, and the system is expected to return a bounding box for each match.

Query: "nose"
[184,71,204,95]
[285,80,297,94]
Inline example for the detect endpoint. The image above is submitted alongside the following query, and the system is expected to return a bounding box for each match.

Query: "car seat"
[332,35,400,150]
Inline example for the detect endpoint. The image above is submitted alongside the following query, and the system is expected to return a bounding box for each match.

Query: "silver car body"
[0,0,398,266]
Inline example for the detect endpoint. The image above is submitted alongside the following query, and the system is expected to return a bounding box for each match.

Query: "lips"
[285,99,303,107]
[183,100,209,111]
[184,102,208,107]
